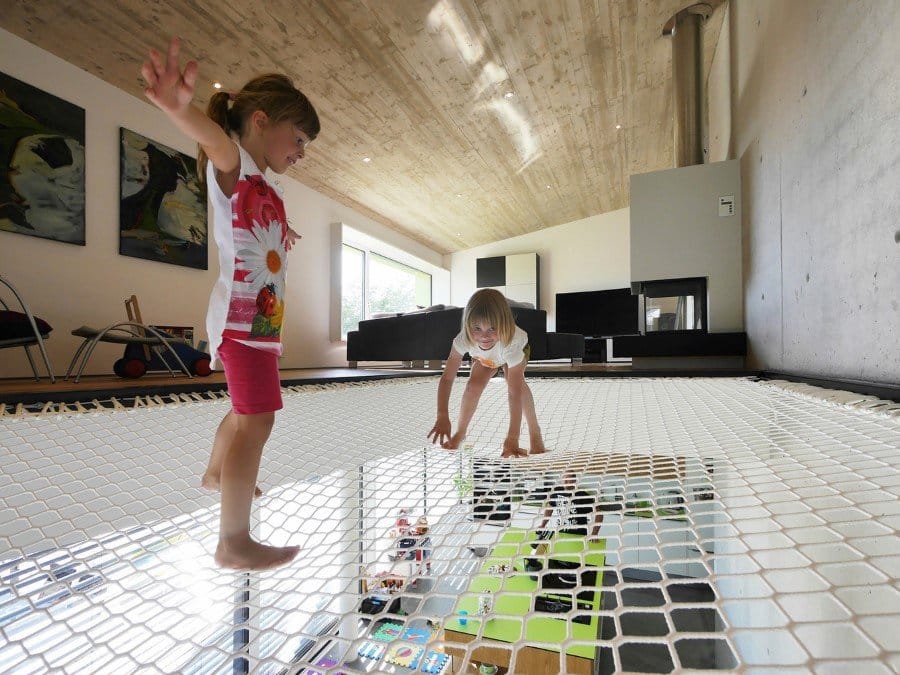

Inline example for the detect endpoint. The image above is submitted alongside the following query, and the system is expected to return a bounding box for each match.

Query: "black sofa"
[347,307,584,366]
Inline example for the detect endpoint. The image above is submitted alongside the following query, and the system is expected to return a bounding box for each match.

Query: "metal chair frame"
[0,275,56,383]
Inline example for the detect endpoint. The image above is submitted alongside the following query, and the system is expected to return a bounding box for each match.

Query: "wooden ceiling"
[2,1,725,254]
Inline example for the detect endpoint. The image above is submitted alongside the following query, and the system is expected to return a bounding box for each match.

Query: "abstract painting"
[119,127,207,269]
[0,71,86,245]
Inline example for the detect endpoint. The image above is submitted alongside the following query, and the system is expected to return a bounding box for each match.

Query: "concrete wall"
[630,160,743,333]
[728,0,899,383]
[448,209,630,331]
[0,28,448,378]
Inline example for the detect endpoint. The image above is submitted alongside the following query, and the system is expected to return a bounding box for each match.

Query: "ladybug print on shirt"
[473,356,500,369]
[222,173,289,344]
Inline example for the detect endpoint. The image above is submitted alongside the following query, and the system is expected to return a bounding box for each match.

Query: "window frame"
[340,242,433,339]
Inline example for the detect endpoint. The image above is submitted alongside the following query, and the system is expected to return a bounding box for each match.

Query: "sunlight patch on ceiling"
[427,0,541,171]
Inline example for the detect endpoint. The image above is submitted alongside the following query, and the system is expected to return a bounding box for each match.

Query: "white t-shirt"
[205,143,289,369]
[452,326,529,369]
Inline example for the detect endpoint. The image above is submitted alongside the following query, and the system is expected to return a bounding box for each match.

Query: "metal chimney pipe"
[664,4,712,167]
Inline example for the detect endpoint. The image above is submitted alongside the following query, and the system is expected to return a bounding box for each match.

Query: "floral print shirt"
[205,143,288,368]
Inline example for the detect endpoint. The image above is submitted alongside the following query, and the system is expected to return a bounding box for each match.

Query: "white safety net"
[1,376,898,674]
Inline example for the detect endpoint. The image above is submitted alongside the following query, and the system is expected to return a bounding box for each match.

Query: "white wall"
[448,209,630,330]
[727,0,899,383]
[0,28,448,378]
[630,160,743,333]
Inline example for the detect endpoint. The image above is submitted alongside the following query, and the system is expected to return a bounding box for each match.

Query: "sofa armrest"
[346,331,365,361]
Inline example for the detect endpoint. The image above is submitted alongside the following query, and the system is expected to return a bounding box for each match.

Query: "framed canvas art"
[0,71,86,245]
[119,127,207,269]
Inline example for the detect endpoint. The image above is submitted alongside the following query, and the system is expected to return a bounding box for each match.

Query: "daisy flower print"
[238,220,287,338]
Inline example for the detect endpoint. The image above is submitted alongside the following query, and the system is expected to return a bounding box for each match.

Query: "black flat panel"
[612,332,747,357]
[584,337,606,363]
[476,256,505,287]
[555,288,639,337]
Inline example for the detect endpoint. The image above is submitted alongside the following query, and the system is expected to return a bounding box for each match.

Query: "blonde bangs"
[462,289,516,344]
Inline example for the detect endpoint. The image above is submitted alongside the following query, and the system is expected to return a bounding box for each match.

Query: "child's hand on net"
[427,417,451,446]
[142,37,198,116]
[441,432,465,451]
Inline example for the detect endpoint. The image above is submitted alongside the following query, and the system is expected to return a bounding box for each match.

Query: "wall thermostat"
[719,195,735,216]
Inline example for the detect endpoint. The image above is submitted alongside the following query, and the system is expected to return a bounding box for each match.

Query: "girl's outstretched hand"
[428,417,452,446]
[285,227,301,251]
[141,36,198,116]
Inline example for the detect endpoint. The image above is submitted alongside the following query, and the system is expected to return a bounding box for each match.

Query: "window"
[341,244,364,338]
[340,246,432,338]
[368,253,432,317]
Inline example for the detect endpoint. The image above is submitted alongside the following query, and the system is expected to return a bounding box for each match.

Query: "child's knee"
[236,411,275,433]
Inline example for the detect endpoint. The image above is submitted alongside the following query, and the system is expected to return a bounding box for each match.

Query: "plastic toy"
[113,295,211,379]
[115,334,212,378]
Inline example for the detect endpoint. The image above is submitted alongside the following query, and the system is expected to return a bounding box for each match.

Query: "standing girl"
[142,37,320,570]
[428,289,548,458]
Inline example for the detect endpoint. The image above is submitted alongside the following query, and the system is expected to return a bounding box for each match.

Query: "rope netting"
[0,376,898,674]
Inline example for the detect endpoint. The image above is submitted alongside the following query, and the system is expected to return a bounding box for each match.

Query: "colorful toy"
[357,640,386,660]
[113,295,211,378]
[400,625,435,644]
[420,651,450,674]
[116,332,211,378]
[385,644,424,669]
[371,620,404,642]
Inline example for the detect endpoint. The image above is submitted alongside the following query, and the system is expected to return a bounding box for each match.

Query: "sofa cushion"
[424,307,465,357]
[0,310,52,340]
[352,313,428,360]
[510,307,548,359]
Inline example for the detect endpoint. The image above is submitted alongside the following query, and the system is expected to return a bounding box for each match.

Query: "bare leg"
[522,382,548,454]
[214,411,299,570]
[201,411,262,498]
[497,364,529,458]
[442,361,494,450]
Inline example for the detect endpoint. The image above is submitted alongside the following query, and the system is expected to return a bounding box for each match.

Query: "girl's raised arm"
[141,37,239,174]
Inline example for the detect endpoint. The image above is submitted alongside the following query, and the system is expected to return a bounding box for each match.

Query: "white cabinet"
[476,252,540,308]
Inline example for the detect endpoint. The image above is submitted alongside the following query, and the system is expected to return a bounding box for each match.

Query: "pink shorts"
[217,338,283,415]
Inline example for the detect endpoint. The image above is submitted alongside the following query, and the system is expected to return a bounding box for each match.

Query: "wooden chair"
[0,275,55,382]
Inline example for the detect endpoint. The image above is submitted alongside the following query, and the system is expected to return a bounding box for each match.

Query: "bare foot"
[201,474,263,499]
[501,439,528,458]
[214,540,300,571]
[529,441,549,455]
[500,449,527,458]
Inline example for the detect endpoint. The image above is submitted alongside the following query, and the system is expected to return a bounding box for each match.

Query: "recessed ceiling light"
[615,124,622,130]
[456,193,463,198]
[545,184,551,189]
[362,157,371,163]
[504,91,514,99]
[456,232,462,236]
[213,82,222,89]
